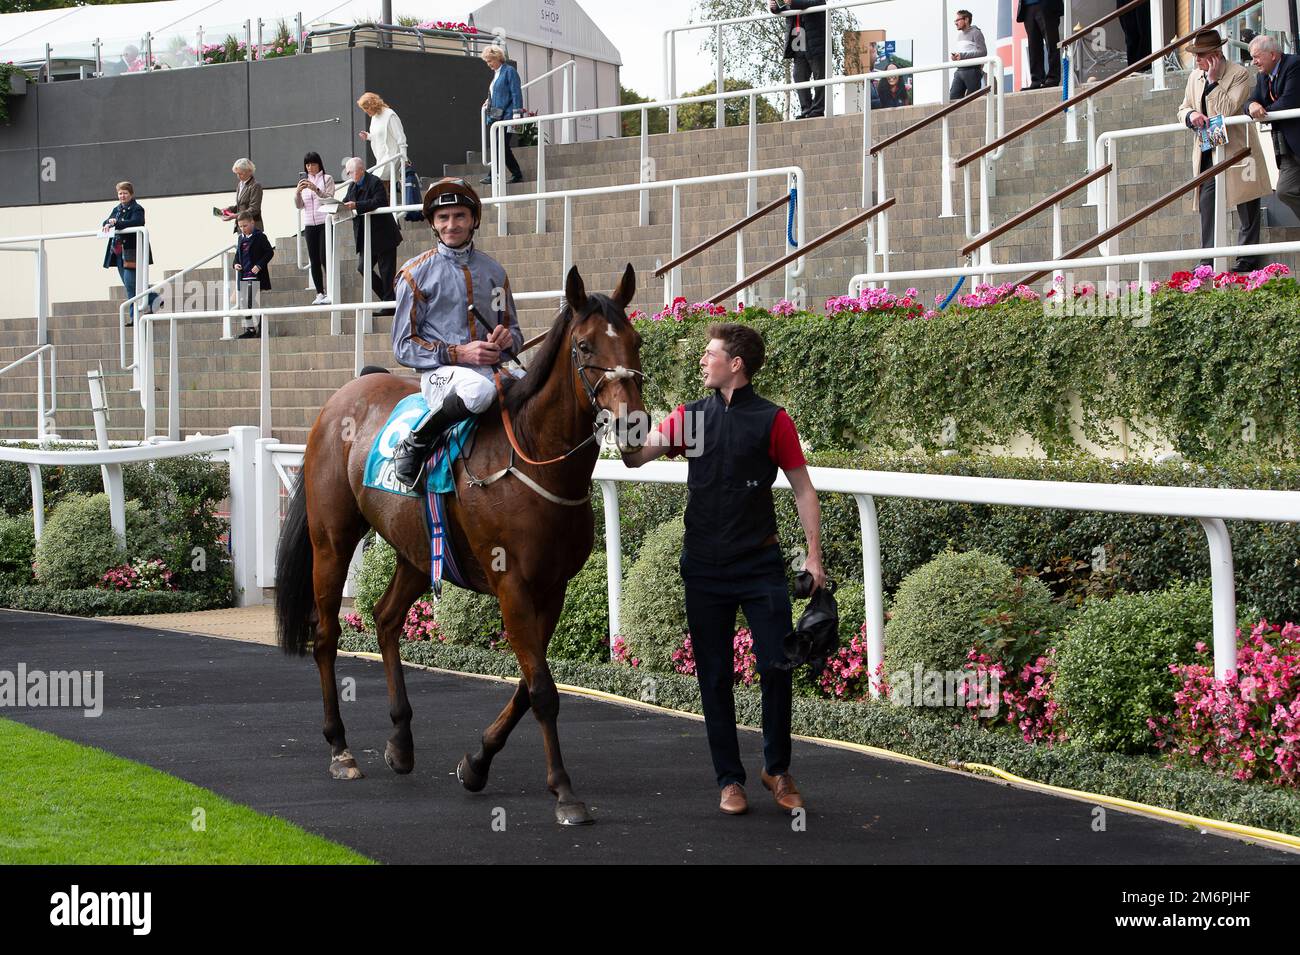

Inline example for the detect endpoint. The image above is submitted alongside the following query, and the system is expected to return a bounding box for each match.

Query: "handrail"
[1018,147,1250,286]
[481,59,577,164]
[0,343,57,441]
[961,163,1112,257]
[958,0,1263,169]
[870,85,989,156]
[654,193,790,278]
[1059,0,1149,49]
[708,198,895,304]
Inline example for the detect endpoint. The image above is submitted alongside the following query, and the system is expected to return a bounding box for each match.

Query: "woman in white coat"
[357,91,407,203]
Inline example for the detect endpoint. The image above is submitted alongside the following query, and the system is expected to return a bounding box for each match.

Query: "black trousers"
[358,247,397,301]
[1197,179,1262,270]
[488,122,523,179]
[303,222,326,294]
[950,66,984,99]
[1024,7,1061,86]
[680,544,794,788]
[792,49,827,117]
[1118,1,1151,66]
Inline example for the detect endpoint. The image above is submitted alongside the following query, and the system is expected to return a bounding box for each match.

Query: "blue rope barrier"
[939,275,966,310]
[787,187,798,248]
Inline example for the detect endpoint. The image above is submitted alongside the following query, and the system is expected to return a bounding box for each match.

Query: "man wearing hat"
[1247,34,1300,221]
[1177,28,1269,272]
[389,177,522,487]
[621,322,826,816]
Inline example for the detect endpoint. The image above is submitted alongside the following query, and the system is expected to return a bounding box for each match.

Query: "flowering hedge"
[634,269,1300,459]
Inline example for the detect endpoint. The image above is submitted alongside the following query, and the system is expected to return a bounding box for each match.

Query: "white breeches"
[420,365,496,414]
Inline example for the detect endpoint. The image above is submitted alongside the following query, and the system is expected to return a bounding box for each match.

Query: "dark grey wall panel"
[354,47,491,179]
[249,50,354,188]
[0,50,488,207]
[0,83,40,206]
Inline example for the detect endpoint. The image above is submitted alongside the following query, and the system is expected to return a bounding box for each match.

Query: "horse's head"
[563,264,648,450]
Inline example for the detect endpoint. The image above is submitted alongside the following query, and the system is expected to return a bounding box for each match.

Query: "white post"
[35,239,48,346]
[255,437,281,588]
[715,23,725,130]
[35,352,47,443]
[562,196,574,280]
[639,108,651,227]
[823,8,834,119]
[1084,95,1098,205]
[327,218,341,336]
[495,122,507,238]
[536,131,547,234]
[260,312,271,438]
[854,493,885,699]
[1198,517,1238,681]
[222,250,233,340]
[1063,0,1077,143]
[669,185,682,304]
[86,365,126,546]
[1213,142,1228,274]
[296,205,308,278]
[168,317,180,440]
[1052,203,1065,286]
[877,152,890,278]
[598,480,622,649]
[941,0,950,104]
[142,318,157,439]
[861,77,873,209]
[562,64,573,144]
[668,30,679,134]
[1151,0,1166,91]
[27,464,44,541]
[940,114,955,218]
[228,425,264,607]
[963,163,973,239]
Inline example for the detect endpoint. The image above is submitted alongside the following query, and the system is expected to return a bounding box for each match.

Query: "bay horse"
[275,264,645,825]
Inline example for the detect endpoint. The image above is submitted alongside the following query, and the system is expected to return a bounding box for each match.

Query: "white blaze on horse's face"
[605,321,617,338]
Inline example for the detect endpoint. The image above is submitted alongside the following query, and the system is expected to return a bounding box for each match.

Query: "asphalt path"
[0,610,1293,864]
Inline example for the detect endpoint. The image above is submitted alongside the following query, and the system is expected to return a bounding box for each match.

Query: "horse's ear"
[565,266,588,313]
[611,263,636,310]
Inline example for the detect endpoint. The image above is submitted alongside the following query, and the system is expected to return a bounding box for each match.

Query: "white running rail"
[0,344,57,441]
[480,58,578,166]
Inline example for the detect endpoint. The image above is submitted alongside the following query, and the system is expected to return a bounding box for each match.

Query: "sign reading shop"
[539,0,564,41]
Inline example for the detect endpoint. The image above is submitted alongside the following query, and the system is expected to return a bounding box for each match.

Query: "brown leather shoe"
[719,783,748,815]
[761,770,805,811]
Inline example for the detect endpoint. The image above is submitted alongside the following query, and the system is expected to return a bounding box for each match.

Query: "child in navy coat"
[234,211,274,339]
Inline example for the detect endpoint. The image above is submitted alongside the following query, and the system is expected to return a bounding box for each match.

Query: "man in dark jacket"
[769,0,826,119]
[1017,0,1063,90]
[1247,34,1300,220]
[233,211,274,339]
[622,323,826,817]
[342,156,403,305]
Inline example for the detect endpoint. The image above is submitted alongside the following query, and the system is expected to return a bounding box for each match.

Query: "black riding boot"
[392,393,472,488]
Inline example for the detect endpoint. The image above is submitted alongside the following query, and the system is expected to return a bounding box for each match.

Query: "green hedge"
[1054,582,1213,754]
[33,494,159,590]
[636,285,1300,459]
[336,631,1300,836]
[596,453,1300,623]
[0,514,35,586]
[0,586,222,616]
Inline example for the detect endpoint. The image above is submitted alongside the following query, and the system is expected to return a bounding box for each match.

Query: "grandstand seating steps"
[2,76,1294,443]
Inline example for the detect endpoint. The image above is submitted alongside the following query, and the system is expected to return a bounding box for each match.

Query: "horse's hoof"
[384,741,414,775]
[555,801,594,826]
[456,753,487,792]
[329,749,364,780]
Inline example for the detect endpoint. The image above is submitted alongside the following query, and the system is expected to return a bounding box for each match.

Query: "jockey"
[390,177,523,487]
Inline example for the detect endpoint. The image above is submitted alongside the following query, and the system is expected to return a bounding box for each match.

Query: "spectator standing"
[770,0,827,119]
[222,158,263,233]
[233,211,273,339]
[950,9,987,99]
[101,181,158,325]
[1247,34,1300,221]
[479,45,525,185]
[295,151,335,305]
[1118,2,1152,68]
[341,156,403,307]
[1178,29,1269,272]
[1017,0,1063,90]
[357,92,407,202]
[104,44,138,76]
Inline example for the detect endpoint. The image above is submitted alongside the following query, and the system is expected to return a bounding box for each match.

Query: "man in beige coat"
[1177,29,1271,272]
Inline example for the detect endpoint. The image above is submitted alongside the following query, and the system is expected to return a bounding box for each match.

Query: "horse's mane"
[501,296,629,416]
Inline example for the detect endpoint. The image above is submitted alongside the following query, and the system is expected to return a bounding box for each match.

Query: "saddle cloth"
[363,392,477,498]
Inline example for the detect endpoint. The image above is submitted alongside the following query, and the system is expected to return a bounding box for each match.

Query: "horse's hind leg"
[457,679,531,792]
[373,557,428,774]
[312,539,365,779]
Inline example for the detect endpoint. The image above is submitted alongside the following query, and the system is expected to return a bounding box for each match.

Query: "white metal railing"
[0,427,261,606]
[480,58,578,166]
[591,459,1300,687]
[489,56,1005,240]
[1095,108,1300,278]
[357,166,807,313]
[662,0,896,127]
[0,344,57,441]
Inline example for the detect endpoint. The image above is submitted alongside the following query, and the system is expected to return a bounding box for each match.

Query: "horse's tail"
[275,469,316,656]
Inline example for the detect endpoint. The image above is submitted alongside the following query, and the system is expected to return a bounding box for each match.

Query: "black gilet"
[682,384,782,564]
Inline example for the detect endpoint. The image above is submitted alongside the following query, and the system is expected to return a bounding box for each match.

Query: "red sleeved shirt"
[657,403,807,470]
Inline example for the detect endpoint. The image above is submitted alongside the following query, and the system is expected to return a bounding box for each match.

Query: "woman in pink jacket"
[294,151,336,304]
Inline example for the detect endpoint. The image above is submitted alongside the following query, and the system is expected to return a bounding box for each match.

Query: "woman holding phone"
[294,151,335,304]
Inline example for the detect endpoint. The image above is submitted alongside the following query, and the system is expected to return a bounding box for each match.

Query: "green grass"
[0,720,371,864]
